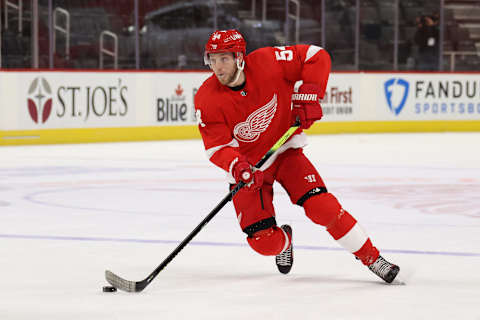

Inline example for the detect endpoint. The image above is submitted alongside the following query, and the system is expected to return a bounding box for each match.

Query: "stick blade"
[105,270,138,292]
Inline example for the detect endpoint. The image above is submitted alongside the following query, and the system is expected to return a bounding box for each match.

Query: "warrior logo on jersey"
[233,94,277,142]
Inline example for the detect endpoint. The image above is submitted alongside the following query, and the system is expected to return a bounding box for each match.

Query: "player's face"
[209,52,238,86]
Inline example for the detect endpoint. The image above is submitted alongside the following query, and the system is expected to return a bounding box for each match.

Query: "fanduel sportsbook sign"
[378,74,480,120]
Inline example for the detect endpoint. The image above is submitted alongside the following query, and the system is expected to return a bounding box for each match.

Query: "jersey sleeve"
[272,45,331,98]
[194,90,241,174]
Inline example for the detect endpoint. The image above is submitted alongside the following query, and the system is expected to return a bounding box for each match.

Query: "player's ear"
[237,52,244,63]
[236,52,245,71]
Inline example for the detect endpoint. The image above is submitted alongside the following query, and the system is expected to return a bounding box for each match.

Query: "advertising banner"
[372,73,480,121]
[15,72,137,129]
[0,71,212,130]
[320,73,361,122]
[1,70,479,145]
[150,72,210,126]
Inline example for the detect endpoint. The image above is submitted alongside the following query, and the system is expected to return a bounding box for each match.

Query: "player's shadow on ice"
[198,272,387,286]
[289,275,392,285]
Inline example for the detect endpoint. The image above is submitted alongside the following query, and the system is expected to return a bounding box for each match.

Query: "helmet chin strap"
[231,56,245,85]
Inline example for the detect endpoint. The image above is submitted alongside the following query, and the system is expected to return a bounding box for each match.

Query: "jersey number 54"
[275,47,293,61]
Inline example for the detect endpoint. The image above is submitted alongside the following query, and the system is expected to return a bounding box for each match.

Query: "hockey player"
[194,29,400,283]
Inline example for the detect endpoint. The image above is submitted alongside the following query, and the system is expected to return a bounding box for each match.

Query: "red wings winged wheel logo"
[233,94,277,142]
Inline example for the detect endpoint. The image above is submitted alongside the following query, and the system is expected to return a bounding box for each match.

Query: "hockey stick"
[105,122,300,292]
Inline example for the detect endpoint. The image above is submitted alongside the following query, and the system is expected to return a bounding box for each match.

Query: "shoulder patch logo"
[233,94,277,142]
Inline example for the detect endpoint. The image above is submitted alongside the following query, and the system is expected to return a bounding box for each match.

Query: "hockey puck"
[102,286,117,292]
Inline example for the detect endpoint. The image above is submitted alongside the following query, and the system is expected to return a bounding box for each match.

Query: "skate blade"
[390,264,415,285]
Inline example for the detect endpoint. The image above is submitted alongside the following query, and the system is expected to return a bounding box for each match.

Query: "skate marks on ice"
[335,183,480,219]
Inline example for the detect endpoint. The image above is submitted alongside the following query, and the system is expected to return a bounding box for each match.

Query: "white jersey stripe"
[205,138,239,159]
[225,132,307,184]
[305,45,323,63]
[336,222,369,253]
[258,132,307,171]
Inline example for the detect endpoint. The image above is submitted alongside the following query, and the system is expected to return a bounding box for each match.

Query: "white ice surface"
[1,132,479,320]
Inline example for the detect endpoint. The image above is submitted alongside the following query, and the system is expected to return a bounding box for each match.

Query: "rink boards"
[1,70,480,145]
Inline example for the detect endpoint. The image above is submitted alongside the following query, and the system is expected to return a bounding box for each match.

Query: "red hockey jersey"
[194,45,331,180]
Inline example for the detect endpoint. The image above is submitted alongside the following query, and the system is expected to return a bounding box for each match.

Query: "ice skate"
[275,225,293,274]
[368,255,400,283]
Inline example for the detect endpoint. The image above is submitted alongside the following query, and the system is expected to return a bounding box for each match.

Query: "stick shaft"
[106,123,299,291]
[143,185,241,285]
[143,125,299,286]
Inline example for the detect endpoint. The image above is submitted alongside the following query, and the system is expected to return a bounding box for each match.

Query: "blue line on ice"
[1,233,479,257]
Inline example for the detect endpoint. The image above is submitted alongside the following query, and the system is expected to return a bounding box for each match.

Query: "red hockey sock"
[353,239,380,266]
[326,210,379,265]
[326,209,357,240]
